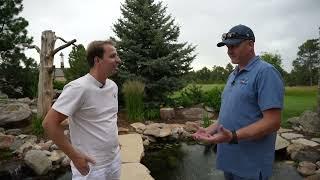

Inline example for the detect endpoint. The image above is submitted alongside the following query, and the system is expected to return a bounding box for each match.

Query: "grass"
[122,80,145,122]
[174,84,318,128]
[32,116,44,136]
[282,86,317,127]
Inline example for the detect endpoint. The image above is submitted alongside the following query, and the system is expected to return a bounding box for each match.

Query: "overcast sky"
[22,0,320,72]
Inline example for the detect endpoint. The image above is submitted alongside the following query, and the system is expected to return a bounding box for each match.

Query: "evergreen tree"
[64,44,89,82]
[292,39,319,86]
[112,0,196,106]
[0,0,38,98]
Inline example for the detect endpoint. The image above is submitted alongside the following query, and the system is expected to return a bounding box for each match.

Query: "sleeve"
[256,66,284,111]
[52,82,85,117]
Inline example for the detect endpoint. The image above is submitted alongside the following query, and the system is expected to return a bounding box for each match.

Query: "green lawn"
[174,84,317,128]
[282,86,317,127]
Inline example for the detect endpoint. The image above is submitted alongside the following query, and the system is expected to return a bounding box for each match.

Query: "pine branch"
[22,44,40,54]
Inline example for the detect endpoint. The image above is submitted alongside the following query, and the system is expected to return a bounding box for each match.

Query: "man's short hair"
[86,40,115,68]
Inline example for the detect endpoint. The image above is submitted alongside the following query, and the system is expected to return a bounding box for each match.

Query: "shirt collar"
[86,73,104,88]
[234,56,259,74]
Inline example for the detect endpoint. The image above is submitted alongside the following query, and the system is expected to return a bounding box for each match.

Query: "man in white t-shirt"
[42,40,122,180]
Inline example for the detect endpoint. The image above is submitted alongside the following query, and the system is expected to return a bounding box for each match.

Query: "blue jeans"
[224,172,268,180]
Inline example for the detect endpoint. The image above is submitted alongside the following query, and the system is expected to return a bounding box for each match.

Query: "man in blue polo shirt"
[193,25,284,180]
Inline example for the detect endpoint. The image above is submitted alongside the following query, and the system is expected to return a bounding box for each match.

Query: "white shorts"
[71,153,121,180]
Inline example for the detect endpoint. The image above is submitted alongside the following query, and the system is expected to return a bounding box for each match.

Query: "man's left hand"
[196,125,233,144]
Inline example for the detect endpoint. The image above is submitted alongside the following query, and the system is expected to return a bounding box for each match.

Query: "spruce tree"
[112,0,196,106]
[0,0,38,98]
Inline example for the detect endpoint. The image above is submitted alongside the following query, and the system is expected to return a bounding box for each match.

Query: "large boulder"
[131,123,146,134]
[290,146,320,163]
[142,123,175,138]
[297,161,317,177]
[24,150,52,175]
[287,143,305,155]
[280,132,303,140]
[291,138,319,147]
[176,107,214,120]
[48,150,66,164]
[184,121,200,133]
[0,103,32,127]
[275,134,291,151]
[160,108,175,121]
[143,126,171,138]
[288,111,320,134]
[0,134,15,149]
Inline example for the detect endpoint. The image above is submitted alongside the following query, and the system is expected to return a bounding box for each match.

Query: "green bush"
[203,87,223,112]
[123,80,145,122]
[144,108,160,120]
[175,84,205,107]
[32,116,44,136]
[53,80,66,90]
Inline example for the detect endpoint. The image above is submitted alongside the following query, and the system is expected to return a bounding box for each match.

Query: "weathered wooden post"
[25,30,76,119]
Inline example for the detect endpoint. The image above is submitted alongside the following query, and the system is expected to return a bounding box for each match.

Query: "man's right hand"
[192,123,220,141]
[71,150,96,176]
[192,126,209,140]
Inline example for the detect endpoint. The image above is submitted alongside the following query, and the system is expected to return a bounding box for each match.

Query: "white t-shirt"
[52,73,120,166]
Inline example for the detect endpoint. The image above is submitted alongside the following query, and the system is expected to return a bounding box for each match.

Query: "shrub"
[144,108,160,120]
[53,80,66,90]
[122,80,145,122]
[175,84,205,107]
[203,87,223,112]
[32,116,44,136]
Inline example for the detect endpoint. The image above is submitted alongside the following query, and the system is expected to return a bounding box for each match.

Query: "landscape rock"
[48,150,66,164]
[292,138,319,147]
[24,150,52,175]
[290,146,320,163]
[160,108,175,120]
[131,123,146,134]
[0,103,32,127]
[297,161,317,176]
[281,132,303,140]
[0,134,15,149]
[5,128,22,136]
[275,134,291,150]
[177,107,214,120]
[288,111,320,134]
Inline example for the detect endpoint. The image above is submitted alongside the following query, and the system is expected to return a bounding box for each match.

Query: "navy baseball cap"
[217,24,255,47]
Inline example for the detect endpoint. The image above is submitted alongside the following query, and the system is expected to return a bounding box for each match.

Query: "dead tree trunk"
[37,30,56,119]
[25,30,76,119]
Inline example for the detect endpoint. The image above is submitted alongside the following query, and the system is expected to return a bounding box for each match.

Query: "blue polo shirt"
[216,56,284,179]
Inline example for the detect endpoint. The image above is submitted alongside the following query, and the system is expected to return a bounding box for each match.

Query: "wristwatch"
[229,130,238,144]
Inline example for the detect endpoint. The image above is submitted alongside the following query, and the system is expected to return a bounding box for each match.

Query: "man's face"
[97,44,121,76]
[226,40,253,64]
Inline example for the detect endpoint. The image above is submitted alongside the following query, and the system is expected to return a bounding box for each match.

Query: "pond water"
[141,142,303,180]
[27,142,303,180]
